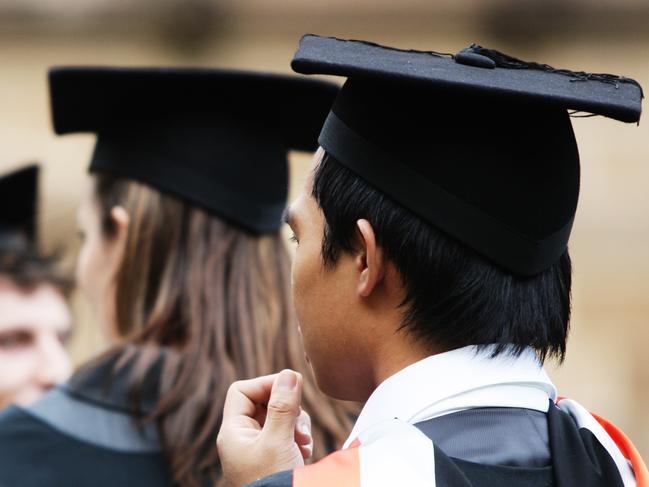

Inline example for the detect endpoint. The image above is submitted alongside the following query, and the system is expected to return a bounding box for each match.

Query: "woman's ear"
[110,206,130,241]
[355,219,386,298]
[105,206,130,272]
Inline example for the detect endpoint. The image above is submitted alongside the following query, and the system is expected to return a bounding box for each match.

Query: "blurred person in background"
[0,68,353,487]
[0,165,73,411]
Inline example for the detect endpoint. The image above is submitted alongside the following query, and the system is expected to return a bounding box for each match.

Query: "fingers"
[222,373,278,422]
[295,409,313,460]
[253,403,268,427]
[299,442,314,460]
[261,369,303,443]
[294,409,312,446]
[218,370,310,487]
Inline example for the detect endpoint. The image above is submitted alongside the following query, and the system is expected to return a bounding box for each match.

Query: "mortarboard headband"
[49,67,339,234]
[291,35,643,276]
[0,165,39,245]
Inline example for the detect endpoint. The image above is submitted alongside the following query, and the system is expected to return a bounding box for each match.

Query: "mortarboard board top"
[49,67,339,234]
[291,35,643,276]
[292,35,642,123]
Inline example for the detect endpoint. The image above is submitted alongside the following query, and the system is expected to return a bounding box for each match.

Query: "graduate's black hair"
[312,153,571,363]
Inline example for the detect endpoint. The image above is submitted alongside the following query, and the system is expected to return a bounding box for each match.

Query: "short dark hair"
[0,236,72,296]
[312,153,571,363]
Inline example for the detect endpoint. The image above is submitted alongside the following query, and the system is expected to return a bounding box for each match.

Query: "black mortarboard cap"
[292,35,643,276]
[49,67,339,234]
[0,165,39,244]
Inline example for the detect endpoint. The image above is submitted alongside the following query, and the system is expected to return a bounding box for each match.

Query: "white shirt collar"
[344,345,557,448]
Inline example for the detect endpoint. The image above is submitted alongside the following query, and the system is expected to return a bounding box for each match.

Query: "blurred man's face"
[0,278,72,409]
[284,149,374,401]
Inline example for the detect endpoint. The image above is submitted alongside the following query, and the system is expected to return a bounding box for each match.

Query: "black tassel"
[326,35,454,60]
[467,44,644,98]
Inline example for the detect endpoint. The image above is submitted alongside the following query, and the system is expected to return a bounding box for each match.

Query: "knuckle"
[267,398,295,416]
[229,379,244,390]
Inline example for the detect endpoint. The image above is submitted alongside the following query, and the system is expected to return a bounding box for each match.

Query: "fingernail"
[298,420,311,436]
[277,370,298,392]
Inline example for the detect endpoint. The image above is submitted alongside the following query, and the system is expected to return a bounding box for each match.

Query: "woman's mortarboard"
[291,35,643,276]
[49,67,339,234]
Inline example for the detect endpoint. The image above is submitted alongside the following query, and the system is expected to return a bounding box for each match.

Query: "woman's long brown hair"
[93,174,354,486]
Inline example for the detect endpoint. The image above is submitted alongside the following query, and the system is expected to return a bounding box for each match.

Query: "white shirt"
[344,345,557,448]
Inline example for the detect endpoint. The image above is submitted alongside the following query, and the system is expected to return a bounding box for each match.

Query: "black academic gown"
[249,403,626,487]
[0,354,176,487]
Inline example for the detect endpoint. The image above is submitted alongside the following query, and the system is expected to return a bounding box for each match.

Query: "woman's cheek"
[76,237,103,309]
[75,242,91,296]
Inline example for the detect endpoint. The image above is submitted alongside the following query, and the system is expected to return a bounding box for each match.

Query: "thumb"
[262,369,302,443]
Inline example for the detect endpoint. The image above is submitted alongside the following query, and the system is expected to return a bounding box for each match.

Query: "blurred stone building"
[1,0,648,455]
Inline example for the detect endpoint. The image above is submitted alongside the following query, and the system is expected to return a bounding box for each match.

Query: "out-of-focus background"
[1,0,647,454]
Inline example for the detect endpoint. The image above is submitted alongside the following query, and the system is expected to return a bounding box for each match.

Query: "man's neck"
[369,330,443,397]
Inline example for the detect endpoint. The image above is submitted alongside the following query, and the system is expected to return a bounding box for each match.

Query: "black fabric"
[66,349,163,416]
[547,402,625,487]
[414,407,550,467]
[0,406,171,487]
[27,387,160,454]
[292,35,643,123]
[0,165,38,243]
[291,34,643,275]
[319,108,576,275]
[48,67,339,234]
[434,446,554,487]
[246,470,293,487]
[0,351,203,486]
[429,403,626,486]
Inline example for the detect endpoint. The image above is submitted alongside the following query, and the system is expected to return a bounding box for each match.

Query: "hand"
[217,370,313,487]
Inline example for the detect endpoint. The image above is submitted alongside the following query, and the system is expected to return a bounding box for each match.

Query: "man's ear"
[355,219,386,298]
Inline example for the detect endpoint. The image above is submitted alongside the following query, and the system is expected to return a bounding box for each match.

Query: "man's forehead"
[0,281,71,328]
